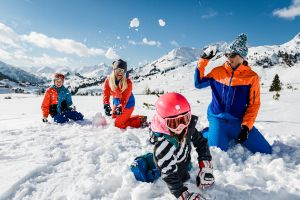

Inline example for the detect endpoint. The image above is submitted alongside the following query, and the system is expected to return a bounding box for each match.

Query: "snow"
[1,79,300,199]
[105,48,119,60]
[1,33,300,200]
[158,19,166,27]
[129,18,140,28]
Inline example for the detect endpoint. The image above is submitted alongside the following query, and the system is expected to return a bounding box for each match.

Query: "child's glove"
[196,160,214,188]
[178,190,205,200]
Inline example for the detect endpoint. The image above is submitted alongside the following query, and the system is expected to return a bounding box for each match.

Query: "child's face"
[54,78,64,88]
[169,127,188,143]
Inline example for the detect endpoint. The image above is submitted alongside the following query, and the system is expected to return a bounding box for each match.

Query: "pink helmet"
[155,92,191,118]
[151,93,191,135]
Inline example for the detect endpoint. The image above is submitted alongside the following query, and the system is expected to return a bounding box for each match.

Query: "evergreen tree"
[269,74,282,92]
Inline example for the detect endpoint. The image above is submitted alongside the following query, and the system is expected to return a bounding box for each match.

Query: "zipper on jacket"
[225,70,234,112]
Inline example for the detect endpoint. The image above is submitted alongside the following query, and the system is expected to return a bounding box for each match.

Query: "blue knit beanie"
[226,33,248,58]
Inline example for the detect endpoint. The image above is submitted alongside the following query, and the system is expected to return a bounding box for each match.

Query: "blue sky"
[0,0,299,69]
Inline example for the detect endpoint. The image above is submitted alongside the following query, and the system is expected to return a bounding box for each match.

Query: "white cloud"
[0,23,22,48]
[21,32,105,57]
[128,40,137,45]
[105,48,119,60]
[170,40,179,47]
[201,10,218,19]
[130,18,140,28]
[31,54,69,66]
[158,19,166,27]
[128,38,161,47]
[0,48,69,67]
[0,22,119,67]
[0,48,12,60]
[117,36,121,40]
[273,0,300,19]
[142,38,161,47]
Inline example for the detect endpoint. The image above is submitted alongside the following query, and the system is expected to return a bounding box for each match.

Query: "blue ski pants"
[202,114,272,154]
[53,110,84,124]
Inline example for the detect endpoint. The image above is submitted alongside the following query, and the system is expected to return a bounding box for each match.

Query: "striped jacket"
[194,59,260,129]
[150,115,211,198]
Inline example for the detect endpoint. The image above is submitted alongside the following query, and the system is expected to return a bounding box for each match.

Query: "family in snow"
[40,34,272,200]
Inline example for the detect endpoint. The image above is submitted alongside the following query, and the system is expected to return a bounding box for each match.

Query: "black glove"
[104,104,112,116]
[201,49,216,59]
[114,106,122,115]
[42,118,48,123]
[49,104,58,117]
[237,125,249,143]
[60,100,69,113]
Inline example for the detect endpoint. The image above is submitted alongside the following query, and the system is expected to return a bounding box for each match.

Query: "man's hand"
[201,46,217,59]
[237,125,249,143]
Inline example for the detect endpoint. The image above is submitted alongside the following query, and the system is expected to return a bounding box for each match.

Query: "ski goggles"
[114,68,125,73]
[165,112,191,134]
[225,52,239,58]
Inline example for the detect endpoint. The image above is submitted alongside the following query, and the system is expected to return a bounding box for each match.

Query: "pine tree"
[269,74,282,92]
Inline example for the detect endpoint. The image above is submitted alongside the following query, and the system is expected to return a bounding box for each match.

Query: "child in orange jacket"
[102,59,146,129]
[41,73,83,123]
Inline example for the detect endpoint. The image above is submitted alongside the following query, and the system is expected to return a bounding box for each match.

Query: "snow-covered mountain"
[23,64,112,95]
[75,63,111,78]
[27,66,73,80]
[133,47,204,76]
[0,61,44,84]
[2,33,300,95]
[248,33,300,67]
[135,33,300,80]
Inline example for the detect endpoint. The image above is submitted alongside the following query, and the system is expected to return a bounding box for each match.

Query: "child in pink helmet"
[150,92,214,200]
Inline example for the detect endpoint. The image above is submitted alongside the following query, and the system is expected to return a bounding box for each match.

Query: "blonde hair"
[108,70,128,92]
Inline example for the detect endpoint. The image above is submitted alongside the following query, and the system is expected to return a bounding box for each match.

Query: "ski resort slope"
[0,82,300,200]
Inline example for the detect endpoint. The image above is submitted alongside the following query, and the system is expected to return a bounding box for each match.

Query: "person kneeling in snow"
[150,93,214,200]
[41,73,84,123]
[194,33,272,154]
[102,59,147,129]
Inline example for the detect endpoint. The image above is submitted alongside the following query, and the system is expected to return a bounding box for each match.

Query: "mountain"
[248,33,300,67]
[2,33,300,95]
[134,47,203,76]
[75,63,111,78]
[27,66,73,80]
[0,61,44,84]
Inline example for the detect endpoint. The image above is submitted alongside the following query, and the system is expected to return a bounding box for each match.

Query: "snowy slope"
[1,33,300,200]
[0,84,300,200]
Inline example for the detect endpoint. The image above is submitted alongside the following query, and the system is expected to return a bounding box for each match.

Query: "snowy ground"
[1,81,300,199]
